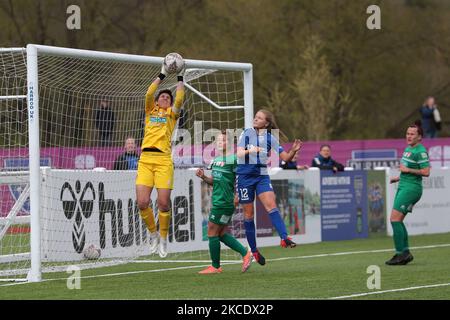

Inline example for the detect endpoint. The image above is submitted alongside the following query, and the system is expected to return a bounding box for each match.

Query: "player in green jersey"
[196,131,252,274]
[386,122,430,265]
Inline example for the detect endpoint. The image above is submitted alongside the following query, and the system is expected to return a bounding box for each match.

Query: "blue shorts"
[236,174,273,204]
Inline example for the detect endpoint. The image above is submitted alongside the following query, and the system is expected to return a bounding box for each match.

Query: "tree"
[1,0,450,141]
[290,36,352,141]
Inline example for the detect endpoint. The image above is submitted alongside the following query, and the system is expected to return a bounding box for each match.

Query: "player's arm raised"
[145,63,168,111]
[172,65,186,115]
[279,139,302,162]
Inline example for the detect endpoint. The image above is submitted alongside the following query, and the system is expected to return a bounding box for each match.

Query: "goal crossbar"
[29,44,253,71]
[0,47,25,53]
[0,95,27,101]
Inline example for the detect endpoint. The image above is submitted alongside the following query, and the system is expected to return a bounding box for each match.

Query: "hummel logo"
[60,181,95,253]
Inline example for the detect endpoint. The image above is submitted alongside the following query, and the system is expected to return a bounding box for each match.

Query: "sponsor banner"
[254,169,322,245]
[37,167,324,262]
[3,138,450,217]
[255,179,308,237]
[348,159,400,171]
[200,169,322,245]
[2,138,450,173]
[320,170,369,241]
[3,167,321,263]
[2,138,449,171]
[40,169,203,261]
[282,138,450,169]
[5,164,450,262]
[367,170,387,235]
[387,168,450,235]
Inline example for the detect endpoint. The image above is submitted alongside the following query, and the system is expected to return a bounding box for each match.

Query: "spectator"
[311,144,344,173]
[113,137,139,170]
[95,99,115,146]
[280,151,309,170]
[419,96,441,138]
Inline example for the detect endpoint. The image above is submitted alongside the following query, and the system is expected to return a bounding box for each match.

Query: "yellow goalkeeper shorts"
[136,152,174,189]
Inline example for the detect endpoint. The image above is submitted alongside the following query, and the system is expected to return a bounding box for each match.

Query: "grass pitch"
[1,232,449,300]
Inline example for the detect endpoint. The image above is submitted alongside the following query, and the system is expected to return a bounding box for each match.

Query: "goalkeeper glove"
[177,65,186,82]
[158,64,168,81]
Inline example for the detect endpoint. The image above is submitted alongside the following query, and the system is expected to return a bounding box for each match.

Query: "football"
[83,244,101,260]
[163,52,185,74]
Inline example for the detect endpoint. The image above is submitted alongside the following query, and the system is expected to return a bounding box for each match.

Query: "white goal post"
[0,44,254,282]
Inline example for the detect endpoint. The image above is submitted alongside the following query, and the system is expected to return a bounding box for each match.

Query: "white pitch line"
[133,259,241,263]
[329,282,450,299]
[132,243,450,264]
[0,263,214,287]
[1,242,449,288]
[265,243,450,262]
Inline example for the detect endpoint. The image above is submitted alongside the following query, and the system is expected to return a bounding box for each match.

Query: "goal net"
[0,45,253,281]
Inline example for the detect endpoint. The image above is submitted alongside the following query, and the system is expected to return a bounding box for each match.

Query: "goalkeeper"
[136,60,185,258]
[196,131,252,274]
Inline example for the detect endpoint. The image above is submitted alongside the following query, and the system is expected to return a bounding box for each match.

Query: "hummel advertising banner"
[39,168,323,262]
[40,169,203,261]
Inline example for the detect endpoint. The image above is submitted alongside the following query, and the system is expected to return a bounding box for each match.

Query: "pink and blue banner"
[286,137,450,170]
[2,137,450,218]
[1,137,450,171]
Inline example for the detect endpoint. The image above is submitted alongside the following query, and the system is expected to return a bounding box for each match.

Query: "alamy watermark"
[366,5,381,30]
[66,5,81,30]
[366,265,381,290]
[65,5,379,32]
[66,265,81,289]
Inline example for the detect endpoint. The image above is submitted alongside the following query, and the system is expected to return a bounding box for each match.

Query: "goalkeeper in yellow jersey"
[136,60,185,258]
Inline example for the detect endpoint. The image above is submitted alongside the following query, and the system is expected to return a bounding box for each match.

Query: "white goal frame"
[19,44,254,282]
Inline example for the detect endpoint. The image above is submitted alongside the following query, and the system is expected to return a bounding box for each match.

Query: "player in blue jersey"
[236,109,302,265]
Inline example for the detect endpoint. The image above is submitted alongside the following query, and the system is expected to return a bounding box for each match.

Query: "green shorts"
[209,207,235,225]
[393,187,422,215]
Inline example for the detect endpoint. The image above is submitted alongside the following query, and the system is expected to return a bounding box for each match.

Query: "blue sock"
[268,208,288,240]
[244,219,257,253]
